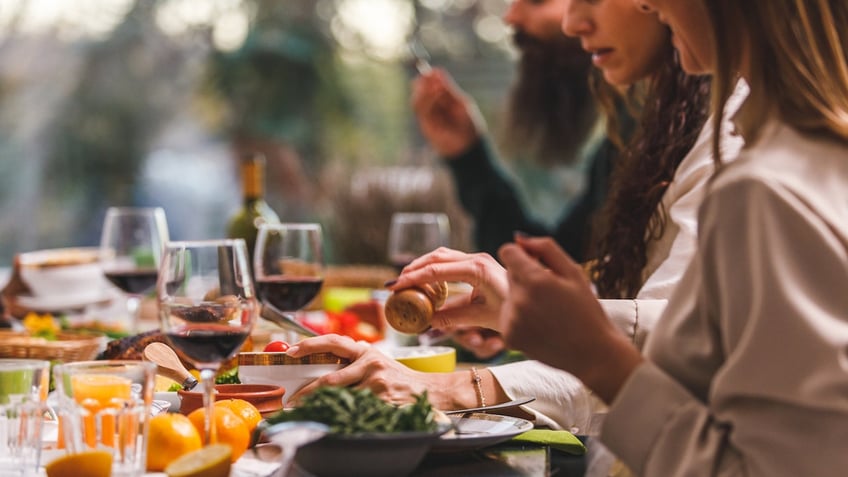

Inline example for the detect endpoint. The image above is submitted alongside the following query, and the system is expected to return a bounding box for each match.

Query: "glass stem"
[200,368,216,445]
[126,295,141,334]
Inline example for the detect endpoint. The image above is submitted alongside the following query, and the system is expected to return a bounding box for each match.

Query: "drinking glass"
[53,360,155,477]
[254,223,324,335]
[387,212,450,272]
[156,239,259,444]
[99,207,169,333]
[0,359,49,477]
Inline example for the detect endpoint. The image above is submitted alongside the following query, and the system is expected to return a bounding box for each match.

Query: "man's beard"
[499,31,598,167]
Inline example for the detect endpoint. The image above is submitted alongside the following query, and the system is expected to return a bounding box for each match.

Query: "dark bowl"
[294,424,451,477]
[178,383,285,416]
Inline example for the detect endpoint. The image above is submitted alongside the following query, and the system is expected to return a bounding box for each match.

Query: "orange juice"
[53,360,156,476]
[71,374,132,448]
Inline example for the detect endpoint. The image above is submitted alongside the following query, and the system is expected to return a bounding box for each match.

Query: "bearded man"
[413,0,624,262]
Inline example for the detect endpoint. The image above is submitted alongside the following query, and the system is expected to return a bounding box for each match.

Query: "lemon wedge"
[165,444,233,477]
[45,450,112,477]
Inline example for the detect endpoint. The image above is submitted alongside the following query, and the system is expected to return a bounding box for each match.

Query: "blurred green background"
[0,0,587,266]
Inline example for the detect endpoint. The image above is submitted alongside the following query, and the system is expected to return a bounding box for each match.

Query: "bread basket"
[0,330,102,362]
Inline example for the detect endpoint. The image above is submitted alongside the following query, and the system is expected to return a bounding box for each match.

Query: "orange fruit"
[187,406,250,462]
[45,450,112,477]
[215,399,262,432]
[164,444,232,477]
[146,413,203,471]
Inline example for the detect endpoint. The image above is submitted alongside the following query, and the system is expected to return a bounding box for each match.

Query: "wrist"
[441,135,483,161]
[579,333,644,404]
[424,371,477,410]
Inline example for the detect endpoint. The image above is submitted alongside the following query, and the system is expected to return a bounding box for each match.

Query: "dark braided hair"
[589,47,712,299]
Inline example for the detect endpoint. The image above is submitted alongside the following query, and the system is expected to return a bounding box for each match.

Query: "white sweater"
[490,81,748,433]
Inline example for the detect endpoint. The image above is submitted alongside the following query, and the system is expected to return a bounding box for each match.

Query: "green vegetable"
[167,382,182,392]
[263,386,437,435]
[215,367,240,384]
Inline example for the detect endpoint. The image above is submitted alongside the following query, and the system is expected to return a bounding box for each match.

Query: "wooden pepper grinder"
[384,281,448,334]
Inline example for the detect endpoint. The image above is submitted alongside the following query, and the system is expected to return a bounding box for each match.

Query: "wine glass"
[387,213,450,345]
[99,207,169,333]
[387,212,450,272]
[254,223,324,337]
[156,239,259,444]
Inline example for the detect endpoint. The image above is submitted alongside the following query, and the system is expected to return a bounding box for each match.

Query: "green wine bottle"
[227,152,279,261]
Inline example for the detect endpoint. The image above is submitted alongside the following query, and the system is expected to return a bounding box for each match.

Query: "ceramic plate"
[433,412,533,451]
[17,291,112,312]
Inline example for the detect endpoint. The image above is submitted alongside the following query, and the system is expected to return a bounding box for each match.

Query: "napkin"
[510,429,586,455]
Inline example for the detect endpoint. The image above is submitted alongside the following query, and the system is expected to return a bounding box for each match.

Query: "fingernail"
[384,279,398,287]
[285,346,300,356]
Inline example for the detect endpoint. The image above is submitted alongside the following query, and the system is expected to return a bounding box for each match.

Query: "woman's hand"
[453,327,506,361]
[285,334,453,408]
[387,247,509,331]
[411,69,486,158]
[498,235,643,403]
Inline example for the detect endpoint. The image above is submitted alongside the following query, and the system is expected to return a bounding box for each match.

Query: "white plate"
[433,413,534,451]
[17,291,112,312]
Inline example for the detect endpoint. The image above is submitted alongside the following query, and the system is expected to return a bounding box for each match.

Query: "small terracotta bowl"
[178,383,285,417]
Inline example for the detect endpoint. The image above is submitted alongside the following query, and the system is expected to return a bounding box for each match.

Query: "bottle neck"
[241,156,264,202]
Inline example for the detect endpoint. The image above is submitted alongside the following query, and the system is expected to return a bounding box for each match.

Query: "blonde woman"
[499,0,848,475]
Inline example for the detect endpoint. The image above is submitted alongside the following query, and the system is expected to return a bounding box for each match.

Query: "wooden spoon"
[143,342,199,391]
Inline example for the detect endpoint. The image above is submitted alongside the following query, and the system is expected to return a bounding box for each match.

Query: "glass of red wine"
[254,223,324,336]
[387,212,450,273]
[99,206,169,333]
[156,239,259,444]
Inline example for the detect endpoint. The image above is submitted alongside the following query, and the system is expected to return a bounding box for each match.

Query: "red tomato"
[263,341,290,352]
[349,322,381,343]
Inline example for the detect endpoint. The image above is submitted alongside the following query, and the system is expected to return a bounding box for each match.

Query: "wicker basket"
[0,331,103,362]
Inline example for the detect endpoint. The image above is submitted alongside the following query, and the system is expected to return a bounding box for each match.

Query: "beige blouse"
[601,118,848,476]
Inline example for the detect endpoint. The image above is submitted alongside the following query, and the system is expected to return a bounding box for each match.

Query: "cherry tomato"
[263,340,290,353]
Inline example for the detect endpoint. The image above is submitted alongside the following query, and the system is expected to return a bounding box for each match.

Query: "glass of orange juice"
[52,361,155,477]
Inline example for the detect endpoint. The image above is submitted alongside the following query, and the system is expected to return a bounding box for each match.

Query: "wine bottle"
[227,152,279,261]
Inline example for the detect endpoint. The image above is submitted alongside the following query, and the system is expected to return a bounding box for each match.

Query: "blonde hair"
[707,0,848,162]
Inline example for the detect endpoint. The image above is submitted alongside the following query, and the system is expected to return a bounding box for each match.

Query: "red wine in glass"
[257,277,324,312]
[104,268,158,294]
[386,213,450,274]
[166,324,249,365]
[158,239,257,446]
[389,254,417,274]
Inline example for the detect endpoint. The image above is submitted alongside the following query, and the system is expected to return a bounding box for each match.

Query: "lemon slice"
[45,450,112,477]
[165,444,233,477]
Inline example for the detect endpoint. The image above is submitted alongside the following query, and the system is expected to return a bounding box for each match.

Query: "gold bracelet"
[470,366,486,407]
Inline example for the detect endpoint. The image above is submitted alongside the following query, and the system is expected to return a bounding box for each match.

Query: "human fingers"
[402,247,475,273]
[286,333,368,361]
[498,242,550,284]
[395,250,504,290]
[286,359,371,405]
[286,347,390,403]
[453,329,505,360]
[514,235,585,281]
[431,302,499,330]
[411,69,450,111]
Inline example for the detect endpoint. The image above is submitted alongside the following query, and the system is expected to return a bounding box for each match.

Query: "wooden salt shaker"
[384,281,448,334]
